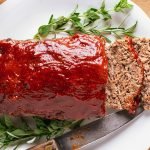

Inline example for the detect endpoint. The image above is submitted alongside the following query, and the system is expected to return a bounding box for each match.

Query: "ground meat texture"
[132,38,150,109]
[0,34,108,120]
[106,39,144,112]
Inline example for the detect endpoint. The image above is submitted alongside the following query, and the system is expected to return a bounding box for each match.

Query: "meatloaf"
[132,38,150,109]
[106,38,144,112]
[0,34,108,120]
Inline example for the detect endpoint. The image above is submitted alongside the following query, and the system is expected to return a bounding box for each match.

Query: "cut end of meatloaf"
[106,39,143,112]
[132,38,150,110]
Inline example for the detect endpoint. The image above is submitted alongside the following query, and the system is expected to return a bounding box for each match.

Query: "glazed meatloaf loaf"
[0,34,147,120]
[0,34,108,120]
[106,38,144,112]
[132,38,150,109]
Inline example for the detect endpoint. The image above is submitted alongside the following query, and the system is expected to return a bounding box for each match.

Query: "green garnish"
[34,0,136,42]
[0,0,137,149]
[0,115,83,149]
[114,0,133,12]
[99,1,111,21]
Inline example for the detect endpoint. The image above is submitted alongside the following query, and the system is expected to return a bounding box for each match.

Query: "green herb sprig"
[34,0,136,42]
[0,115,82,149]
[114,0,133,12]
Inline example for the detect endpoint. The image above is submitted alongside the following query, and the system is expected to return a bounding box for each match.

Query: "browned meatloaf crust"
[132,38,150,109]
[106,39,144,112]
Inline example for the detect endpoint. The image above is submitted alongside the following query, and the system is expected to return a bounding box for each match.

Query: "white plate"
[0,0,150,150]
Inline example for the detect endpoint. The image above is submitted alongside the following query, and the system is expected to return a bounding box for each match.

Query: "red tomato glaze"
[126,37,144,112]
[0,34,108,120]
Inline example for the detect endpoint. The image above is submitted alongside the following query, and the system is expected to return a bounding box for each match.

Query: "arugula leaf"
[114,0,133,12]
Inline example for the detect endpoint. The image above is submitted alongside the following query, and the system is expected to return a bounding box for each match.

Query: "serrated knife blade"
[29,107,144,150]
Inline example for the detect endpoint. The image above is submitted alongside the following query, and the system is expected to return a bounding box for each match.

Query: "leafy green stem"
[34,0,135,42]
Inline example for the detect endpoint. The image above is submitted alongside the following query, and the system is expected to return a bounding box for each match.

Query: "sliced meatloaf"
[106,39,144,112]
[132,38,150,109]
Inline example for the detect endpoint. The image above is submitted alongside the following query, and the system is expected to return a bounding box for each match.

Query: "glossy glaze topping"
[0,34,108,119]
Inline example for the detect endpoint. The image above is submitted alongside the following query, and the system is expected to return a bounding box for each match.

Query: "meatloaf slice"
[106,39,144,112]
[132,38,150,109]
